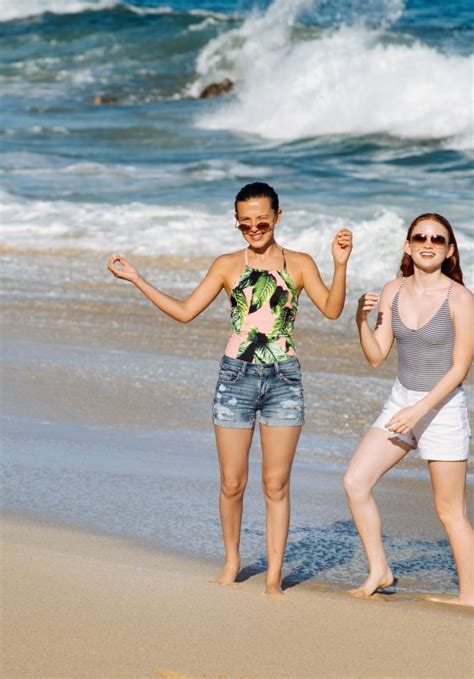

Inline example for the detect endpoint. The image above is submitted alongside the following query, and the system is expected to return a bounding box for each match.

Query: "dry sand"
[2,514,473,679]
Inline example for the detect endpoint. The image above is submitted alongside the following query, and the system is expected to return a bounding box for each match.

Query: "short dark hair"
[234,182,279,213]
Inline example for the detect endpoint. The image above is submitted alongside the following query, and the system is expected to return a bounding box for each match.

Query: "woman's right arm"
[356,280,397,367]
[107,254,227,323]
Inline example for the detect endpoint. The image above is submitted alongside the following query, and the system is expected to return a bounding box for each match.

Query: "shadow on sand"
[236,520,457,592]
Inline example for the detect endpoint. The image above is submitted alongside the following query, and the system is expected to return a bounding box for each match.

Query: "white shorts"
[372,379,471,461]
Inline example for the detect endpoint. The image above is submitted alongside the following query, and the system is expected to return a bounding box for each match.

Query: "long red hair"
[399,213,464,285]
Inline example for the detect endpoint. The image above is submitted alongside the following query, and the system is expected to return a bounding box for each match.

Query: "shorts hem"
[259,418,304,427]
[213,420,255,429]
[421,453,469,461]
[370,424,415,447]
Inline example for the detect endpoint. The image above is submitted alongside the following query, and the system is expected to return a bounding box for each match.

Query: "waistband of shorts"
[220,355,300,375]
[394,377,464,398]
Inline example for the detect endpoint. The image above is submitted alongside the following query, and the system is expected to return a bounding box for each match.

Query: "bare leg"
[425,460,474,607]
[343,427,412,596]
[213,425,253,585]
[260,424,302,595]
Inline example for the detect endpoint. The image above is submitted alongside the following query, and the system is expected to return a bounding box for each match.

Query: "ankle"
[266,570,282,586]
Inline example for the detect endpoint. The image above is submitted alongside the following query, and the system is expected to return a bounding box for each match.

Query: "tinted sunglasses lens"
[238,222,271,233]
[411,234,427,244]
[410,233,447,247]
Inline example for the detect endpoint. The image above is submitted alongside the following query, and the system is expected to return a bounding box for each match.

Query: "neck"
[411,266,445,290]
[248,239,279,259]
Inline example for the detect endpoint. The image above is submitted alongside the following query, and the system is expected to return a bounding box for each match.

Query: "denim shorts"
[372,378,471,461]
[212,355,305,428]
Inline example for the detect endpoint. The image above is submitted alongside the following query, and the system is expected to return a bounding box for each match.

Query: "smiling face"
[404,218,454,272]
[235,196,282,248]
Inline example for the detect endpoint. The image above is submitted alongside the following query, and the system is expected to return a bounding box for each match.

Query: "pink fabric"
[224,267,297,360]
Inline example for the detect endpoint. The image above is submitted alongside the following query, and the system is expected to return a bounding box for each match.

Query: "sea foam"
[0,0,119,21]
[4,189,472,289]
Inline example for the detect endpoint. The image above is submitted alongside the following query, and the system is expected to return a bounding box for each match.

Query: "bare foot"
[348,569,397,598]
[424,594,474,608]
[214,559,241,585]
[265,581,284,596]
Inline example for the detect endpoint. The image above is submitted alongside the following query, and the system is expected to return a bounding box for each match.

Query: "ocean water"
[0,0,473,291]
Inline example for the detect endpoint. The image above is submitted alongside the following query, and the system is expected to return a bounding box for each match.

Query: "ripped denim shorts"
[212,355,304,429]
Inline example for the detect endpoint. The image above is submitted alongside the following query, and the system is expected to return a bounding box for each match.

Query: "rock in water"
[199,78,234,99]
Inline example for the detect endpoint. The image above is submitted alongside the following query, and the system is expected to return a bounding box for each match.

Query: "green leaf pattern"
[254,343,288,363]
[230,288,248,333]
[230,266,298,364]
[249,272,277,312]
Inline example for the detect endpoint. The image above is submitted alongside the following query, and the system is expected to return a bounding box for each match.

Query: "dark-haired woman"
[344,213,473,606]
[108,182,352,595]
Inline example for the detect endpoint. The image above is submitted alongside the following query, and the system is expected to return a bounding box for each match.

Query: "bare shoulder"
[449,281,473,308]
[379,277,402,302]
[284,249,317,269]
[211,250,245,271]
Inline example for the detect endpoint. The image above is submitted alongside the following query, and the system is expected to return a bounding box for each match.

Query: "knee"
[263,477,288,503]
[221,476,246,500]
[343,471,371,501]
[434,498,467,530]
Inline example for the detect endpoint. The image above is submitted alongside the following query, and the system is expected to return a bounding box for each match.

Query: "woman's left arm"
[387,285,473,434]
[301,229,353,319]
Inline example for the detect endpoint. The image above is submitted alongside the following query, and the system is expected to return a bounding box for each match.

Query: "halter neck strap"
[245,247,287,271]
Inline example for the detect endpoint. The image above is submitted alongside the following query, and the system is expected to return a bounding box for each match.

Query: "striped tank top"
[224,248,298,364]
[391,278,455,391]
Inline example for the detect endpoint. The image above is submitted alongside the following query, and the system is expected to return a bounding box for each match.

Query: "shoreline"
[2,267,472,598]
[3,411,471,597]
[2,513,473,679]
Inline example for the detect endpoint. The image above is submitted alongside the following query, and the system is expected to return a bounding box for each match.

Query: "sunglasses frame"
[409,232,449,248]
[235,220,274,234]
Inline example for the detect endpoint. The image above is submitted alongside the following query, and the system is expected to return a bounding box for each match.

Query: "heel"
[375,577,398,594]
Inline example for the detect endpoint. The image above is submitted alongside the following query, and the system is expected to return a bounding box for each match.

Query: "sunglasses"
[409,233,448,248]
[235,221,273,234]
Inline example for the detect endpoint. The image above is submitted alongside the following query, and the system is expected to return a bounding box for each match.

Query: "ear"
[275,208,283,224]
[403,239,412,257]
[446,243,455,259]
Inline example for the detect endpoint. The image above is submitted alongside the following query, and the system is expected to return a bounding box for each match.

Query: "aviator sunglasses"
[409,233,448,248]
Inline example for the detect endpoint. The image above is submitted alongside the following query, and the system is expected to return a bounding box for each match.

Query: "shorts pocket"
[432,387,465,413]
[218,366,243,384]
[277,363,302,385]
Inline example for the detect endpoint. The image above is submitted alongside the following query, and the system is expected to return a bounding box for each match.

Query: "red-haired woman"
[344,213,473,606]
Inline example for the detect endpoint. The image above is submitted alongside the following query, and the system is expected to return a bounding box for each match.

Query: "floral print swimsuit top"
[224,248,299,364]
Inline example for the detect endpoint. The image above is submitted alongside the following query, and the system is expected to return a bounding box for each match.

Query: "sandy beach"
[1,247,473,678]
[2,513,473,679]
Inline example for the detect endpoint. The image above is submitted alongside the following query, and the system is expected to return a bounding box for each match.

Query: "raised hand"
[356,292,379,324]
[107,254,139,284]
[332,228,353,266]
